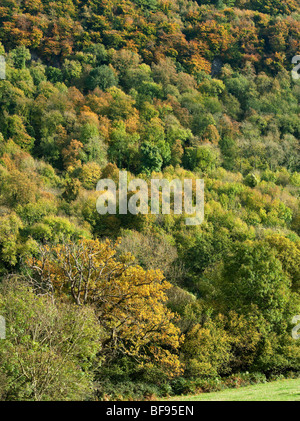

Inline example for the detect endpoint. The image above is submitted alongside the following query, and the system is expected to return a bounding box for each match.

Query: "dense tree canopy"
[0,0,299,401]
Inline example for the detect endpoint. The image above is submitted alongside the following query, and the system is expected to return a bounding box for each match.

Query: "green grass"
[166,378,300,401]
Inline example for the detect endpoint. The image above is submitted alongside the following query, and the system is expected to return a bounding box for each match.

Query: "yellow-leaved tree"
[27,238,183,377]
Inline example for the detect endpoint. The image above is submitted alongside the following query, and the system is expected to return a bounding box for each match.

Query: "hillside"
[0,0,299,401]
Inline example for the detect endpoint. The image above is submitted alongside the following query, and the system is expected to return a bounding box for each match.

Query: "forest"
[0,0,299,401]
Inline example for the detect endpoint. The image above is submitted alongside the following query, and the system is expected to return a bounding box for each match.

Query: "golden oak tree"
[27,238,183,377]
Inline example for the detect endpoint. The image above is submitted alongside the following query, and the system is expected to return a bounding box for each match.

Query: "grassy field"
[166,378,300,401]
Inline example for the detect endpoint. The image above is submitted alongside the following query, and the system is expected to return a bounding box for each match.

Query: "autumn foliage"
[28,238,183,378]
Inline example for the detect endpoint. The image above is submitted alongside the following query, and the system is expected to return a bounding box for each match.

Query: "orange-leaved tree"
[27,238,183,377]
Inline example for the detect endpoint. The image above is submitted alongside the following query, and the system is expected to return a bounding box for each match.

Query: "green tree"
[87,65,118,91]
[220,241,292,326]
[140,141,163,174]
[0,278,102,401]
